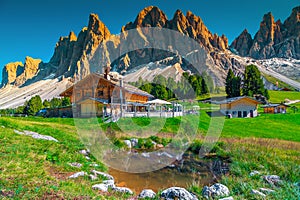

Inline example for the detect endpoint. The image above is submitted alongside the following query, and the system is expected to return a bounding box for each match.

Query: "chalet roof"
[212,96,261,105]
[60,73,154,98]
[261,103,290,108]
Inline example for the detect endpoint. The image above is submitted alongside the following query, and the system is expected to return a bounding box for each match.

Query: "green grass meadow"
[0,90,299,199]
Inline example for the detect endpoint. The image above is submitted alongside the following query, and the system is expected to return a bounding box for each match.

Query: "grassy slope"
[0,117,125,199]
[0,90,299,199]
[268,90,300,103]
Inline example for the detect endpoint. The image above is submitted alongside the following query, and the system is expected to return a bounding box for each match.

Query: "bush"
[113,138,125,149]
[144,138,154,149]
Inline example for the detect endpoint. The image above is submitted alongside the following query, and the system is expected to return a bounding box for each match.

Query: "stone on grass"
[263,175,281,185]
[250,189,266,197]
[161,187,198,200]
[131,138,138,147]
[219,197,234,200]
[14,130,24,135]
[89,174,98,181]
[138,189,156,199]
[259,188,275,194]
[79,149,90,156]
[85,156,91,160]
[202,183,230,199]
[68,162,82,168]
[91,170,114,180]
[113,187,133,195]
[124,140,132,148]
[249,170,260,176]
[156,144,164,148]
[102,180,115,188]
[68,171,86,179]
[1,125,5,128]
[14,129,58,142]
[92,183,108,192]
[89,163,99,167]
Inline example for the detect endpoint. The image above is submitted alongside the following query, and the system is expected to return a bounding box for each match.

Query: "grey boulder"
[202,183,230,199]
[161,187,198,200]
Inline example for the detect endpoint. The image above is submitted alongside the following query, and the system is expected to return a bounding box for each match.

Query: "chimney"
[104,65,111,80]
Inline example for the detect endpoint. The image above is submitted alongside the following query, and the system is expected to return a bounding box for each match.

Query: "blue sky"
[0,0,299,83]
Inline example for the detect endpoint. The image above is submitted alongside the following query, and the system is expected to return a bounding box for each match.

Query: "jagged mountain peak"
[230,6,300,59]
[69,31,77,42]
[126,6,168,29]
[88,13,111,37]
[283,6,300,37]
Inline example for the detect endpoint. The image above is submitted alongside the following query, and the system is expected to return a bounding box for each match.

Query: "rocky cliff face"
[230,29,253,57]
[1,57,42,87]
[231,6,300,59]
[1,62,23,86]
[2,6,299,89]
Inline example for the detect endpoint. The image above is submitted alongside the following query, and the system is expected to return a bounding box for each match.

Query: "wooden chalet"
[60,70,153,118]
[261,103,289,114]
[213,96,261,118]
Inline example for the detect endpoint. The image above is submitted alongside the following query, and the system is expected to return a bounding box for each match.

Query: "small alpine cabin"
[261,103,289,114]
[214,96,261,118]
[60,68,153,118]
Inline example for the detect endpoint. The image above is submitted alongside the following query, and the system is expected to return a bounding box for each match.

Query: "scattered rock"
[14,130,58,142]
[151,141,157,146]
[250,189,266,197]
[1,126,5,128]
[14,130,24,135]
[89,174,98,181]
[124,140,132,148]
[141,152,150,158]
[263,175,281,185]
[79,149,90,156]
[219,197,234,200]
[161,187,198,200]
[85,156,91,160]
[92,183,108,192]
[259,188,275,194]
[102,180,115,188]
[89,163,99,167]
[131,138,138,147]
[91,170,114,180]
[249,170,260,176]
[202,183,230,199]
[68,171,86,179]
[113,187,133,195]
[156,144,164,148]
[138,189,156,199]
[176,153,183,161]
[68,162,82,168]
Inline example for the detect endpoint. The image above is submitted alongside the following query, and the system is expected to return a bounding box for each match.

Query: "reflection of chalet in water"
[261,103,289,114]
[60,68,153,118]
[213,96,261,118]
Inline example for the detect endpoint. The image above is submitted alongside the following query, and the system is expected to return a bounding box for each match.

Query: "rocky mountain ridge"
[231,6,300,59]
[1,5,299,100]
[1,6,234,88]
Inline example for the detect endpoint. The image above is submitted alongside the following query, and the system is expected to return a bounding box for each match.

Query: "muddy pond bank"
[108,152,230,193]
